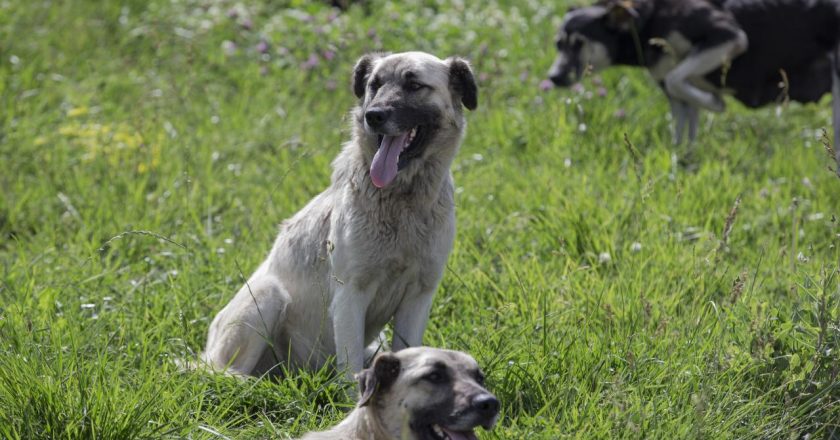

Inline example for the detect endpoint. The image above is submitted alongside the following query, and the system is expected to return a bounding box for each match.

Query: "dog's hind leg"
[202,274,290,375]
[665,30,748,113]
[686,103,700,143]
[667,96,701,145]
[668,95,688,145]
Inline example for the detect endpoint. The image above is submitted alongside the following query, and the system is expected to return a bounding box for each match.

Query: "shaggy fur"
[300,347,499,440]
[201,52,478,376]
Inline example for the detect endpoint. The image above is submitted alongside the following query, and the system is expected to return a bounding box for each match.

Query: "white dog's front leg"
[392,292,435,351]
[331,287,371,375]
[665,31,747,113]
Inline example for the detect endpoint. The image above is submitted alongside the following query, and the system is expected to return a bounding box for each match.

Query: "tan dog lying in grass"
[300,347,499,440]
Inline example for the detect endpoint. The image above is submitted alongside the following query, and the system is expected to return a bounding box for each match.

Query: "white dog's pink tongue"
[442,428,477,440]
[370,132,409,188]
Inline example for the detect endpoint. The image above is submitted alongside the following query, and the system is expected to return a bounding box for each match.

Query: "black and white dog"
[547,0,840,162]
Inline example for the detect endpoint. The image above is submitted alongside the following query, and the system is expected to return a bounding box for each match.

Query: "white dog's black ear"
[447,57,478,111]
[352,52,388,99]
[356,353,401,407]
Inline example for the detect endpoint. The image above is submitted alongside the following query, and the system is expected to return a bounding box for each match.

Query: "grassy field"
[2,0,840,438]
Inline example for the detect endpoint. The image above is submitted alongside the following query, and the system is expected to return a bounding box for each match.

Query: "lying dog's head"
[352,52,477,189]
[548,0,652,86]
[356,347,499,440]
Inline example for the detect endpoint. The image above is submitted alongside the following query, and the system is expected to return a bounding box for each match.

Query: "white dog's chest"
[336,215,451,286]
[330,195,454,306]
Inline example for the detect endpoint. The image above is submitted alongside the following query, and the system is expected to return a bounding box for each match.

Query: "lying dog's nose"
[365,108,390,128]
[472,393,500,417]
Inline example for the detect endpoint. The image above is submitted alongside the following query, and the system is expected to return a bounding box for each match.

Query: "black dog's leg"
[668,95,687,145]
[667,95,701,145]
[686,103,699,143]
[665,31,748,113]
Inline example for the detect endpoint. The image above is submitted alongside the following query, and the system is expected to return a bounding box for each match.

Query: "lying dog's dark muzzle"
[472,393,500,428]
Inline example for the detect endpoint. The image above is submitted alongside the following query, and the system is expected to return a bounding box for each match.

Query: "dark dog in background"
[547,0,840,164]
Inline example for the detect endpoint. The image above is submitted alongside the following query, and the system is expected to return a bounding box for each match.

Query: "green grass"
[2,0,840,438]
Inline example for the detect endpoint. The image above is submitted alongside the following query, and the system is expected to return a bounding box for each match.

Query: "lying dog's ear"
[447,57,478,111]
[357,353,401,407]
[605,0,639,31]
[352,53,388,99]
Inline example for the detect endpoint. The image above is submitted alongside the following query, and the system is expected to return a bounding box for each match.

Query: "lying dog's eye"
[370,78,382,92]
[424,371,447,384]
[475,372,486,385]
[405,81,426,92]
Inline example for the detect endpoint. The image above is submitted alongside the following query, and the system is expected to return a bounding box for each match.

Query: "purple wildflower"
[302,53,320,70]
[614,108,626,119]
[539,79,554,91]
[226,7,238,19]
[572,83,585,94]
[597,87,607,97]
[240,17,253,30]
[256,39,269,54]
[323,49,336,61]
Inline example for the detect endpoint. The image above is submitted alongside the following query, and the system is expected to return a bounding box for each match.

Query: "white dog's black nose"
[365,108,390,128]
[472,393,500,418]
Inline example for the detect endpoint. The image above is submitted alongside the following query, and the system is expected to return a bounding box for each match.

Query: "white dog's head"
[351,52,477,189]
[356,347,499,440]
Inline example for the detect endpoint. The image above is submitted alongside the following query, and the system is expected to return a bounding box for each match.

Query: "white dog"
[201,52,478,376]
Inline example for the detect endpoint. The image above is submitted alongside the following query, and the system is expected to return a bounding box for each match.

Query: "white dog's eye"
[405,81,426,92]
[370,78,382,92]
[424,371,447,384]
